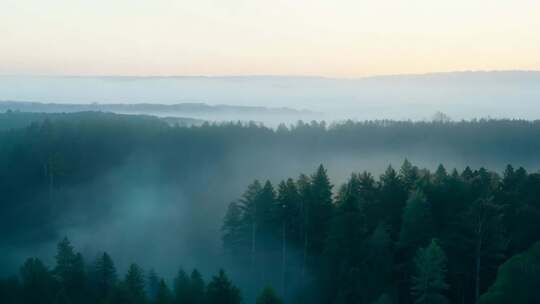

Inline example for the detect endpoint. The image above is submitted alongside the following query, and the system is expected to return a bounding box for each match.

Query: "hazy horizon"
[2,71,540,124]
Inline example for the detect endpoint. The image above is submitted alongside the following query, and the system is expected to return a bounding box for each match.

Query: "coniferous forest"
[1,112,540,303]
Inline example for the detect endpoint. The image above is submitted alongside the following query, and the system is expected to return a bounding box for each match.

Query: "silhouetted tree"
[206,270,241,304]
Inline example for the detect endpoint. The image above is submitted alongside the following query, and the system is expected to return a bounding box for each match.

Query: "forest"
[221,163,540,304]
[1,112,540,303]
[1,162,540,303]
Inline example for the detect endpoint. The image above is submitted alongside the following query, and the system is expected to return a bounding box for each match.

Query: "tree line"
[3,112,540,248]
[0,237,289,304]
[222,162,540,304]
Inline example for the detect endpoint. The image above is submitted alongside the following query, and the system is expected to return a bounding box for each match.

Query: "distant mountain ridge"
[1,71,540,121]
[0,101,312,115]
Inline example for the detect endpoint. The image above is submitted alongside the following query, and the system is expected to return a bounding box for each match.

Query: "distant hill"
[0,110,205,131]
[0,100,309,115]
[0,101,315,126]
[1,71,540,121]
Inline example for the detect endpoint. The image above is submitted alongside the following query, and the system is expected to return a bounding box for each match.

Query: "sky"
[2,0,540,77]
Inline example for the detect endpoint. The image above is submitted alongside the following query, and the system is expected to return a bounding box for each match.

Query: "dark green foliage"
[399,191,433,251]
[206,270,241,304]
[2,112,540,304]
[1,238,242,304]
[256,286,283,304]
[324,174,367,303]
[189,270,205,304]
[124,264,147,304]
[223,161,540,304]
[20,258,56,304]
[307,165,334,256]
[92,252,117,302]
[412,239,449,304]
[54,237,87,303]
[173,268,190,304]
[172,268,205,304]
[0,276,21,304]
[480,241,540,304]
[154,279,173,304]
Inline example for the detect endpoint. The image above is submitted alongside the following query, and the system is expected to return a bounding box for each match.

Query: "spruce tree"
[54,237,86,303]
[411,239,449,304]
[307,165,333,256]
[399,191,433,252]
[124,263,147,304]
[20,258,56,304]
[154,279,172,304]
[173,268,190,304]
[206,269,241,304]
[94,252,117,302]
[189,269,205,304]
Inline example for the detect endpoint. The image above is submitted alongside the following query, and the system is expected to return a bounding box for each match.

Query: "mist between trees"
[2,161,540,304]
[2,112,540,303]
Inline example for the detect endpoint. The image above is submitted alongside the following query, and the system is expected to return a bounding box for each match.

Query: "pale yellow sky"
[1,0,540,77]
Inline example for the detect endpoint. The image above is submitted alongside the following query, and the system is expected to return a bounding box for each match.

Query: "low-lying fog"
[2,71,540,125]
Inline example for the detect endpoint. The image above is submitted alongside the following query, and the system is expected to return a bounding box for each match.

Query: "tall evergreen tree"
[189,270,205,304]
[324,174,367,303]
[399,191,433,252]
[173,268,190,304]
[93,252,117,302]
[154,279,173,304]
[206,270,241,304]
[400,159,420,191]
[379,165,408,240]
[20,258,57,304]
[276,178,301,297]
[54,237,86,303]
[124,263,147,304]
[307,165,333,257]
[411,239,449,304]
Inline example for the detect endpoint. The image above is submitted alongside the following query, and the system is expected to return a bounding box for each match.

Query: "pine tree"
[20,258,56,304]
[363,223,394,303]
[465,196,506,304]
[173,268,190,304]
[307,165,333,256]
[124,263,147,304]
[54,237,86,303]
[154,279,172,304]
[276,178,301,297]
[400,159,419,191]
[222,202,244,258]
[206,269,241,304]
[379,165,408,240]
[411,239,449,304]
[399,191,433,252]
[324,174,367,303]
[296,173,312,285]
[94,252,117,302]
[189,269,205,304]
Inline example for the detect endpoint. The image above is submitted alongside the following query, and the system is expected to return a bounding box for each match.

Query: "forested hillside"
[1,162,539,304]
[222,164,540,303]
[1,112,540,303]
